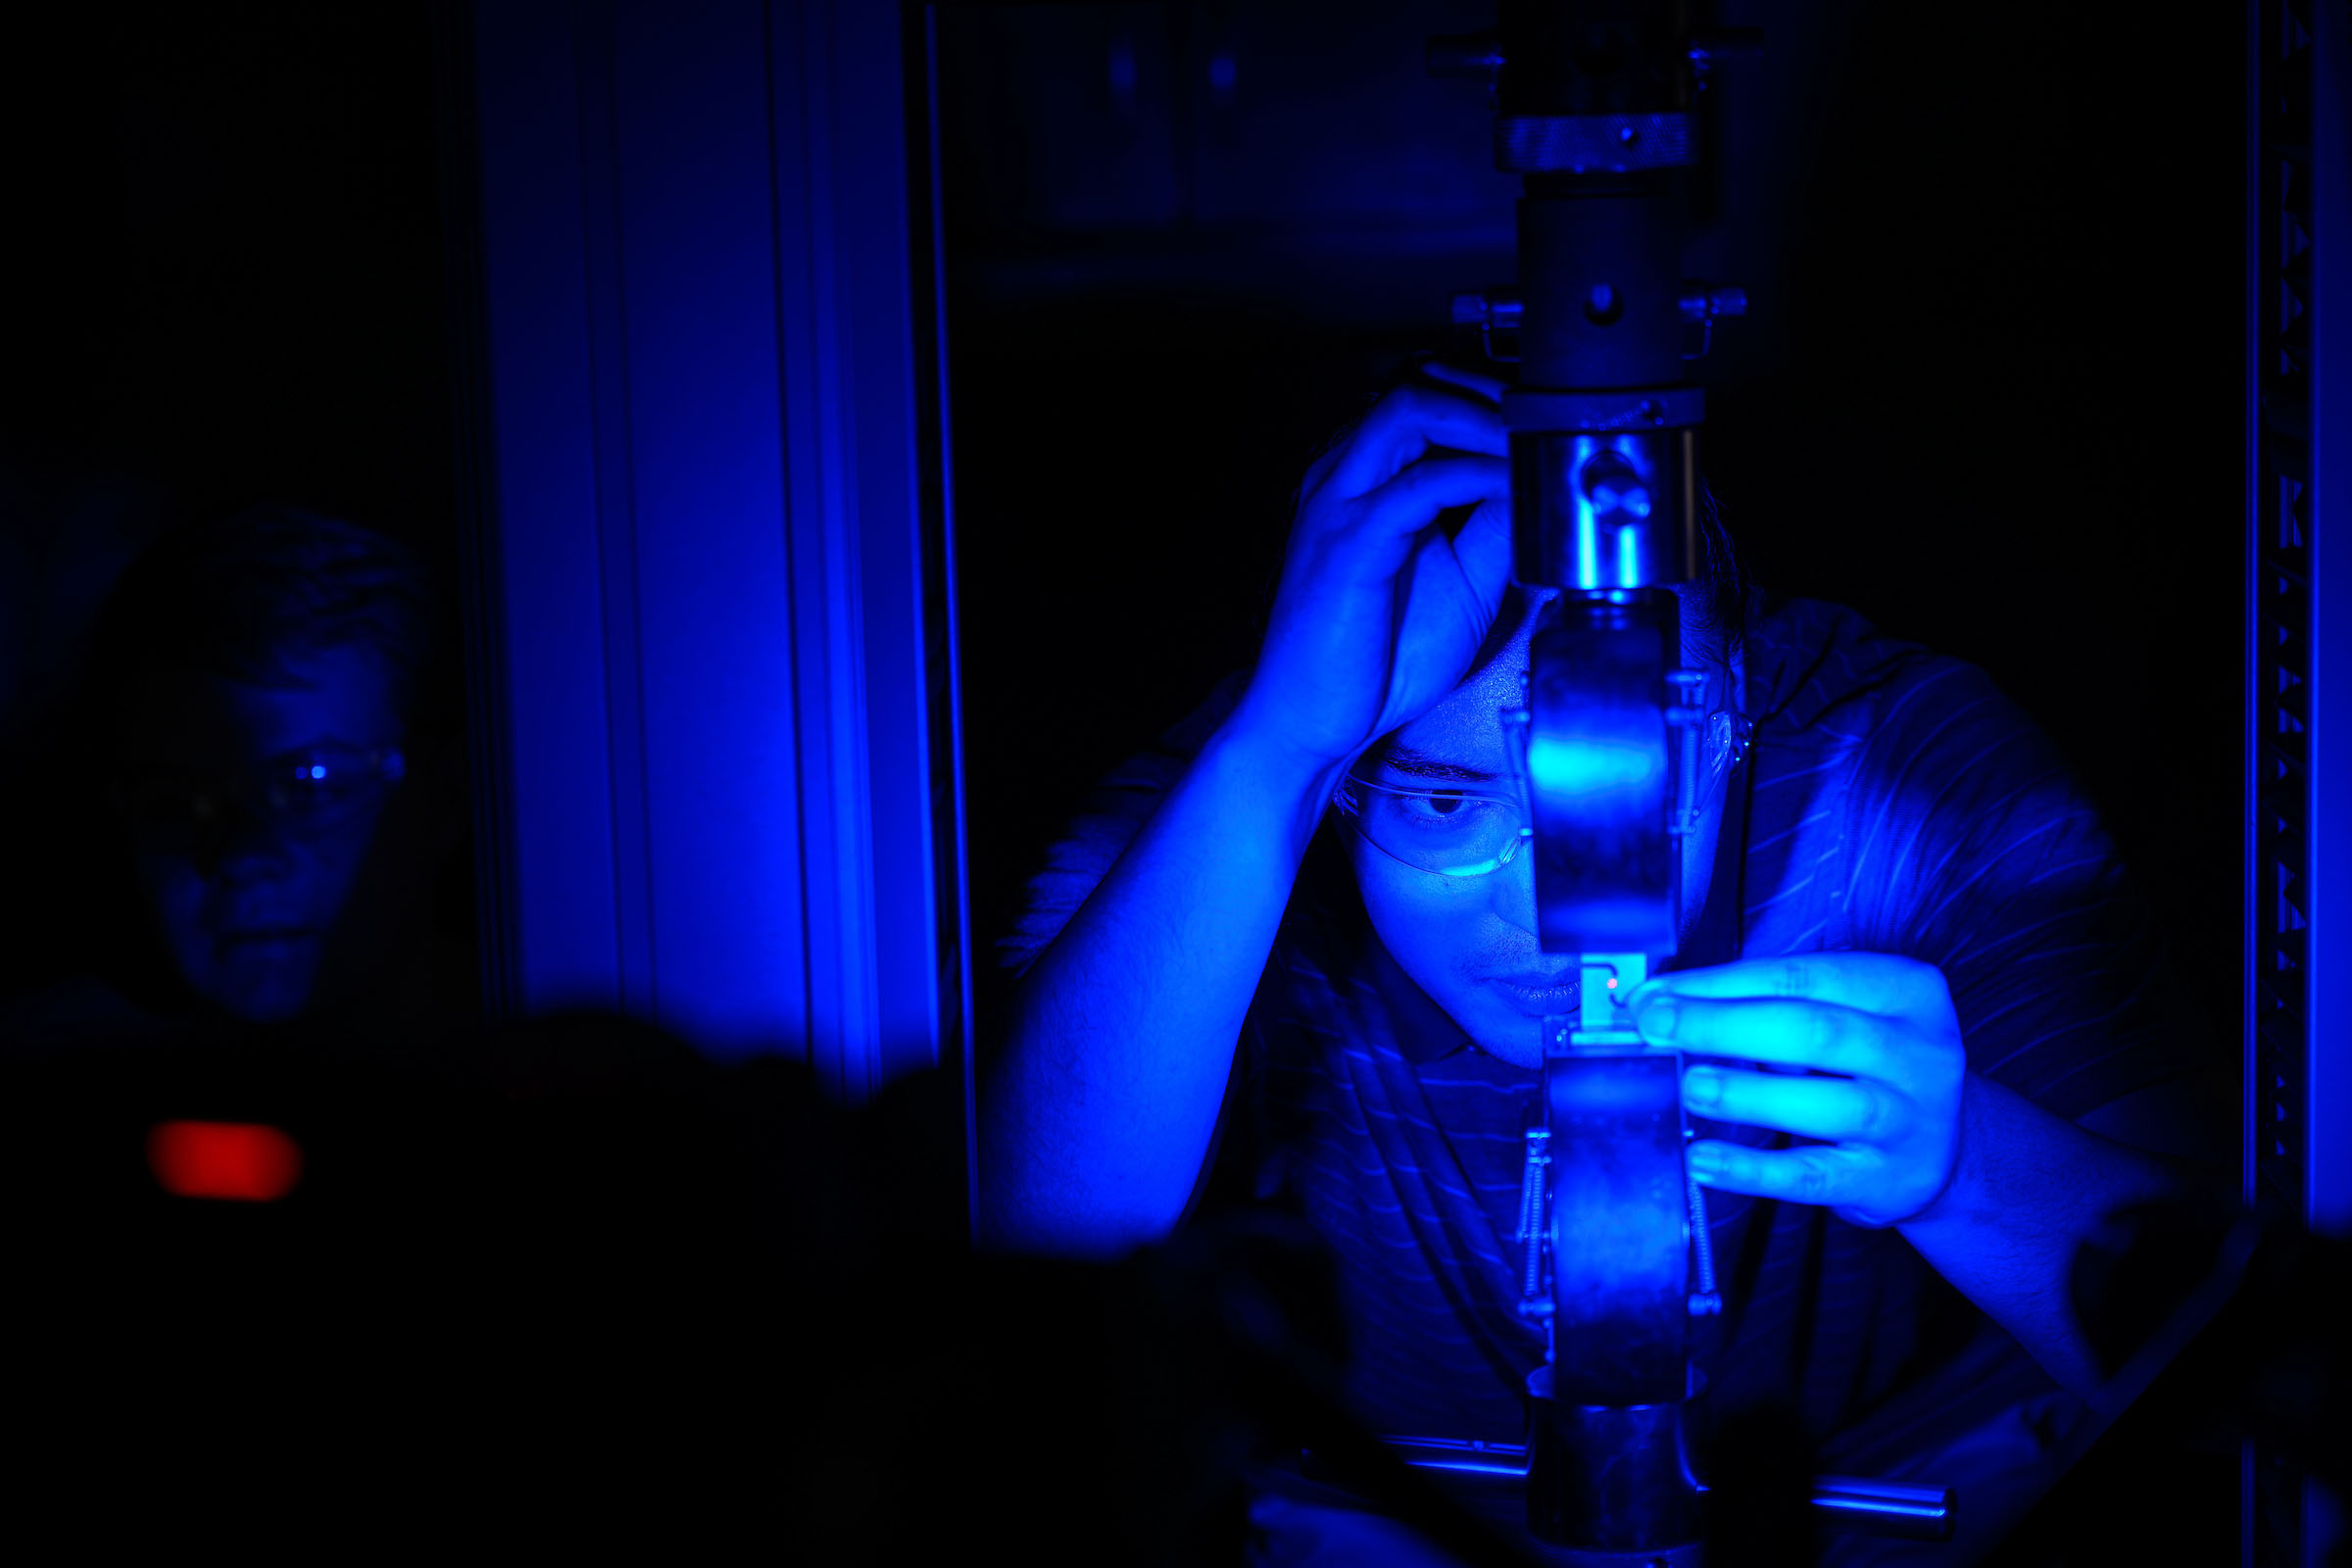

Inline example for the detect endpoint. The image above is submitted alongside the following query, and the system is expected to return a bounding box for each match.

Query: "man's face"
[1346,588,1739,1069]
[108,647,405,1024]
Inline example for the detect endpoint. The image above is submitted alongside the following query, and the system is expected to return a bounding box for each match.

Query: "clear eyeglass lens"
[266,761,364,819]
[1342,713,1746,878]
[1343,780,1529,877]
[1708,711,1753,779]
[115,750,403,838]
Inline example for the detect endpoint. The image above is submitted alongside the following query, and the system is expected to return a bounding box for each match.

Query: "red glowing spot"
[147,1121,303,1201]
[1605,977,1618,989]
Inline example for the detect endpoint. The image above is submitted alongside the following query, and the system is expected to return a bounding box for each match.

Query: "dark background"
[0,3,454,659]
[0,2,2241,1056]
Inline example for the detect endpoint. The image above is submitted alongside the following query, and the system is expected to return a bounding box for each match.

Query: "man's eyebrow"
[1376,748,1498,783]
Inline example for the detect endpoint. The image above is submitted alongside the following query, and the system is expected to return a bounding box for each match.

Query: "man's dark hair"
[83,506,434,726]
[1692,474,1755,663]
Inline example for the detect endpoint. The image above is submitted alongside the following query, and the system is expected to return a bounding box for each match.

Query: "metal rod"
[1357,1441,1957,1542]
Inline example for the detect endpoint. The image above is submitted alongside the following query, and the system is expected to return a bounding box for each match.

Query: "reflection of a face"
[108,647,404,1024]
[1347,588,1740,1069]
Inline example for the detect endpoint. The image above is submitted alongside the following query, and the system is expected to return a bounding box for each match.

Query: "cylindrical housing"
[1524,1365,1707,1553]
[1542,1045,1691,1393]
[1515,185,1685,390]
[1510,428,1694,591]
[1525,591,1685,955]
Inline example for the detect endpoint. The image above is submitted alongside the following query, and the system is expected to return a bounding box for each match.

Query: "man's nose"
[1493,838,1541,933]
[201,810,297,882]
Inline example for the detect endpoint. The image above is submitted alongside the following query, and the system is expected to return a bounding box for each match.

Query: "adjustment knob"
[1579,451,1651,522]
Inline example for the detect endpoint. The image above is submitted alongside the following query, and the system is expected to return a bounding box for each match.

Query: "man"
[6,506,451,1041]
[978,363,2227,1557]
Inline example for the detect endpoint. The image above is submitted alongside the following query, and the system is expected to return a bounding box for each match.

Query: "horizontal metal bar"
[1328,1442,1955,1542]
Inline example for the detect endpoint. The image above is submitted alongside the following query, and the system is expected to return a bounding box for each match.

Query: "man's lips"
[1490,969,1580,1015]
[218,926,319,947]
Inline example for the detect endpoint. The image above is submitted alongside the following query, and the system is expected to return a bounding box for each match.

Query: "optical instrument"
[1422,6,1951,1559]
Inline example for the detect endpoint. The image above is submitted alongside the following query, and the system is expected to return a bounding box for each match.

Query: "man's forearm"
[978,719,1342,1257]
[1896,1072,2186,1399]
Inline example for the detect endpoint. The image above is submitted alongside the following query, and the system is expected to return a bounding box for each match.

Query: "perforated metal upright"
[2249,0,2352,1562]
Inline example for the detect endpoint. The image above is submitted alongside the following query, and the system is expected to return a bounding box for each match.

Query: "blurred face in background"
[105,645,406,1023]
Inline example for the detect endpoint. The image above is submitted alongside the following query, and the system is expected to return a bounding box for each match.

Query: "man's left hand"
[1623,954,1966,1230]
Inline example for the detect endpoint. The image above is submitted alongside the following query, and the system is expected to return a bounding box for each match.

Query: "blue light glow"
[1566,435,1662,590]
[1525,734,1660,796]
[1591,481,1650,518]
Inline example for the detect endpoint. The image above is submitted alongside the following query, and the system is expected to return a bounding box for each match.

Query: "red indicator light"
[147,1121,303,1201]
[1605,977,1618,989]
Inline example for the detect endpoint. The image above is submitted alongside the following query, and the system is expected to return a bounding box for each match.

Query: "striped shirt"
[999,593,2213,1480]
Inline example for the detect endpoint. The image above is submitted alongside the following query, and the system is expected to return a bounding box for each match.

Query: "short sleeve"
[994,671,1250,980]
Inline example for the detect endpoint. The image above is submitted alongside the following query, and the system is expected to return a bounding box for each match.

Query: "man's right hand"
[1228,363,1514,775]
[983,363,1513,1252]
